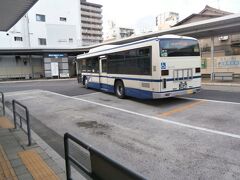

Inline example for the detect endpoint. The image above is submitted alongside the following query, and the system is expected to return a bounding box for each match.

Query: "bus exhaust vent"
[142,83,150,88]
[173,69,193,81]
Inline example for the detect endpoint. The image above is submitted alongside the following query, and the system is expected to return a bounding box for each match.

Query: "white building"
[0,0,103,80]
[156,12,179,30]
[104,21,135,41]
[0,0,103,48]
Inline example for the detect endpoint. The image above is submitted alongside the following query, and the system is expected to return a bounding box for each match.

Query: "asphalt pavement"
[1,79,240,179]
[0,79,95,96]
[0,79,240,103]
[3,89,240,179]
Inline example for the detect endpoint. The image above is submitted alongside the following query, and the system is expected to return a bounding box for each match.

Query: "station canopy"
[0,0,38,31]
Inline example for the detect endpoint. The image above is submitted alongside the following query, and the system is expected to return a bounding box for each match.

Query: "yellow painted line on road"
[0,145,17,180]
[160,100,204,117]
[18,150,59,180]
[0,117,14,129]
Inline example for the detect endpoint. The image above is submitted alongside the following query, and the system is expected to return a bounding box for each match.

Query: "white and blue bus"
[76,35,201,99]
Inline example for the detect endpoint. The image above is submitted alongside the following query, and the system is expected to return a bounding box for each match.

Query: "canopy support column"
[210,36,215,81]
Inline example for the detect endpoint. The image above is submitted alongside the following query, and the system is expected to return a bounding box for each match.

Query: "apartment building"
[105,21,135,41]
[156,12,179,30]
[81,0,103,46]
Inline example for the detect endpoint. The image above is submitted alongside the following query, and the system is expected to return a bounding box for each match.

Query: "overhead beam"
[0,0,38,31]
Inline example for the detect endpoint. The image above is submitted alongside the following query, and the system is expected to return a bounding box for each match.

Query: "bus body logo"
[161,62,166,69]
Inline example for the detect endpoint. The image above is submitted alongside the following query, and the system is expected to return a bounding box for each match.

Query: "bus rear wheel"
[115,80,125,99]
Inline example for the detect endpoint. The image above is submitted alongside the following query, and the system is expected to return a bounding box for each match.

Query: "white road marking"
[46,91,240,140]
[180,97,240,105]
[73,92,101,97]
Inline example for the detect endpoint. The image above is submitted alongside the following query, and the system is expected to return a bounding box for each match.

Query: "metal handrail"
[12,100,31,146]
[0,92,5,116]
[64,133,146,180]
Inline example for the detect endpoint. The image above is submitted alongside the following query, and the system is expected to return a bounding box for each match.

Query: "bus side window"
[92,57,99,73]
[80,59,87,72]
[102,59,107,73]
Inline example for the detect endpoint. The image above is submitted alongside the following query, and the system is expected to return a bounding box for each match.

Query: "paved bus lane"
[4,90,240,179]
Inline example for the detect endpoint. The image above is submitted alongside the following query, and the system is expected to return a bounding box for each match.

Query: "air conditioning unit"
[219,36,229,41]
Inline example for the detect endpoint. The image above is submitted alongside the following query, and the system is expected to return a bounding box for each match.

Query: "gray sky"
[90,0,240,33]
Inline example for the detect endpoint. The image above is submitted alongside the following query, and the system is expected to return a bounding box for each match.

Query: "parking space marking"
[180,97,240,105]
[160,100,204,117]
[45,91,240,140]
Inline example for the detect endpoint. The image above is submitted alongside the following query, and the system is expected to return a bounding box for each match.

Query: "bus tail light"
[161,70,169,76]
[163,79,167,89]
[195,67,201,73]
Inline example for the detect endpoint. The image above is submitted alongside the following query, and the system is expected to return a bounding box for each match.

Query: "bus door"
[99,56,108,90]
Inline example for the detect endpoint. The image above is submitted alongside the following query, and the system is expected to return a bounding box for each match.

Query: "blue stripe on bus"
[87,81,153,99]
[86,75,201,82]
[86,81,201,99]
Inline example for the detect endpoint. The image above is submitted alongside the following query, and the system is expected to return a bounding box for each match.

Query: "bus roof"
[77,34,198,60]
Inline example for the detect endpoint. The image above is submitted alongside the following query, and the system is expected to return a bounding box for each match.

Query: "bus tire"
[83,76,88,88]
[115,80,125,99]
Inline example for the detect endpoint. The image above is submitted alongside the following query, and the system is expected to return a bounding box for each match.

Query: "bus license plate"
[179,82,187,90]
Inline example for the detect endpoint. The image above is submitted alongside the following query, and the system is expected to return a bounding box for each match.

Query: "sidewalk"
[0,78,76,84]
[0,116,66,180]
[202,77,240,87]
[201,78,240,92]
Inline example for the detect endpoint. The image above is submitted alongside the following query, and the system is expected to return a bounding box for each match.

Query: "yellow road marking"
[18,150,59,180]
[160,100,204,117]
[0,145,18,180]
[0,117,14,129]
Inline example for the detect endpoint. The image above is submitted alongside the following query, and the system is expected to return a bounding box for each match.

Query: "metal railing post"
[12,99,31,146]
[64,133,71,180]
[63,133,146,180]
[0,92,5,116]
[12,100,17,129]
[26,108,31,146]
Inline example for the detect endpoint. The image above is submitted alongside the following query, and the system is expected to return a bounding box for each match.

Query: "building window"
[60,17,67,22]
[14,37,23,41]
[69,38,73,43]
[36,14,45,22]
[38,38,47,45]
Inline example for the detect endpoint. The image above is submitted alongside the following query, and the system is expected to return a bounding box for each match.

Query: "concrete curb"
[202,82,240,87]
[0,78,76,84]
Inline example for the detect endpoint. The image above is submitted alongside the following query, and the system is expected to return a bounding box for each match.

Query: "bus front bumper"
[152,87,201,99]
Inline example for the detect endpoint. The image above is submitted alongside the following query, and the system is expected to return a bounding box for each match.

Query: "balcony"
[81,23,102,30]
[82,36,103,41]
[82,29,103,36]
[81,17,103,24]
[81,11,102,19]
[81,5,102,13]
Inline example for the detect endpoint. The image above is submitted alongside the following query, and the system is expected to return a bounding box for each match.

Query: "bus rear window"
[160,39,200,57]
